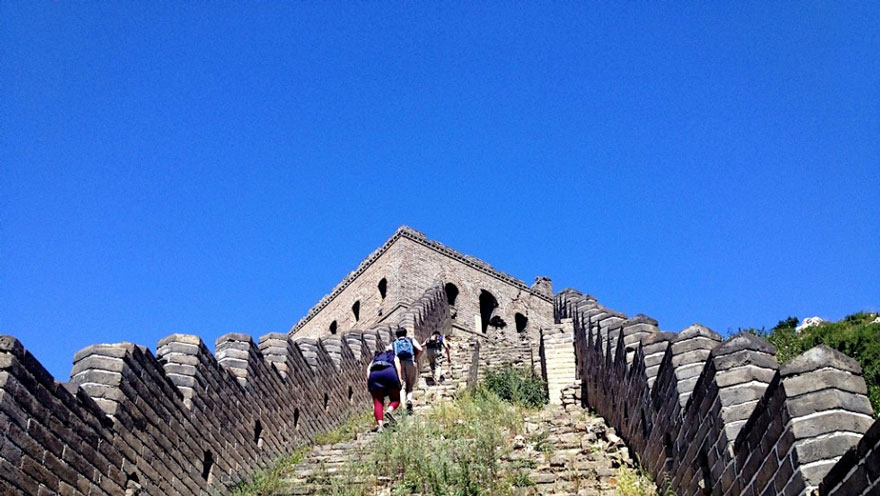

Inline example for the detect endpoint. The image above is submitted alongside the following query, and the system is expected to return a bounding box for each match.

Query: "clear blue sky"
[2,3,878,380]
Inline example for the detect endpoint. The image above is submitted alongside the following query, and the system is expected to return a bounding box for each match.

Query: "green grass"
[745,312,880,415]
[374,387,526,495]
[230,447,308,496]
[313,386,532,496]
[530,429,553,453]
[483,364,548,409]
[313,411,374,445]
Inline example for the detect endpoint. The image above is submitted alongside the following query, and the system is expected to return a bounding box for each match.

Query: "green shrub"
[483,364,548,408]
[795,313,880,415]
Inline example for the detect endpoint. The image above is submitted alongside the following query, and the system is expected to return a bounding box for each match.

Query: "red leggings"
[371,389,401,422]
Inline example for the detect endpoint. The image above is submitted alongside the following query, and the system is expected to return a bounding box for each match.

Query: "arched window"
[444,283,459,306]
[479,290,498,333]
[378,278,387,299]
[352,301,360,322]
[515,313,528,333]
[329,321,337,335]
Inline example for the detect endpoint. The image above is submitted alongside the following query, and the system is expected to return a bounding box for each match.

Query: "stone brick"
[783,368,868,397]
[790,411,875,439]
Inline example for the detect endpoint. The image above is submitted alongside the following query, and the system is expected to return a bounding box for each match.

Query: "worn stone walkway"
[508,405,635,495]
[274,342,470,495]
[271,343,650,495]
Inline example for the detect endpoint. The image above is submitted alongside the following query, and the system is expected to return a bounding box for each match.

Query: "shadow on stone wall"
[554,289,880,496]
[0,283,452,495]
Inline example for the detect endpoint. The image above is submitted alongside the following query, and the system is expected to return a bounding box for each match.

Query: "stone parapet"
[555,290,880,496]
[0,282,458,495]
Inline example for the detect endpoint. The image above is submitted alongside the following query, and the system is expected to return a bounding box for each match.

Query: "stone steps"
[270,335,648,496]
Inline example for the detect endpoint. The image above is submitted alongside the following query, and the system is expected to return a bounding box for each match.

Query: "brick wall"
[0,283,454,495]
[554,289,880,496]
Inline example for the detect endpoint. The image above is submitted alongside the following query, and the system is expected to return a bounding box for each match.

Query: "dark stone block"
[0,458,40,494]
[793,435,860,465]
[21,453,60,491]
[833,467,869,496]
[857,417,880,458]
[866,443,880,481]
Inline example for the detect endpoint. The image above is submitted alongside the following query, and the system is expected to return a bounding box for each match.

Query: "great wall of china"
[1,226,878,495]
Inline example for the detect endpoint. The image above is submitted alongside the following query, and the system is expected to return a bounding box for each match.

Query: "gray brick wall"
[0,282,455,495]
[555,289,880,496]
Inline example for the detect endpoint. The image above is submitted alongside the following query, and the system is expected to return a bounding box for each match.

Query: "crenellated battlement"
[0,283,454,495]
[554,290,880,496]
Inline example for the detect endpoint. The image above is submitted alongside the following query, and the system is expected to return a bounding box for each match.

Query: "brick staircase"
[273,340,471,495]
[541,320,577,405]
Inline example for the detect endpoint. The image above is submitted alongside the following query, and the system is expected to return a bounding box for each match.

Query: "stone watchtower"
[289,227,553,353]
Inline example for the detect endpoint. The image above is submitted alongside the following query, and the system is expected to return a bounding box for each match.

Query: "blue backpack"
[370,350,395,371]
[393,337,415,361]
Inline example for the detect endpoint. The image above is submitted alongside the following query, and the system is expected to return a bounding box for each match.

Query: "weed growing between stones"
[230,447,308,496]
[529,429,553,453]
[238,366,662,495]
[483,365,548,409]
[372,387,525,495]
[614,466,664,496]
[313,411,374,445]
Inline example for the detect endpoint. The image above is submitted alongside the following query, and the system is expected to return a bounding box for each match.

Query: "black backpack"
[427,333,444,350]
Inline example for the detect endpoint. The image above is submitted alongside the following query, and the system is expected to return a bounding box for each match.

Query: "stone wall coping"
[555,287,880,496]
[0,281,454,494]
[781,344,863,376]
[676,323,721,341]
[709,332,776,358]
[625,314,659,326]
